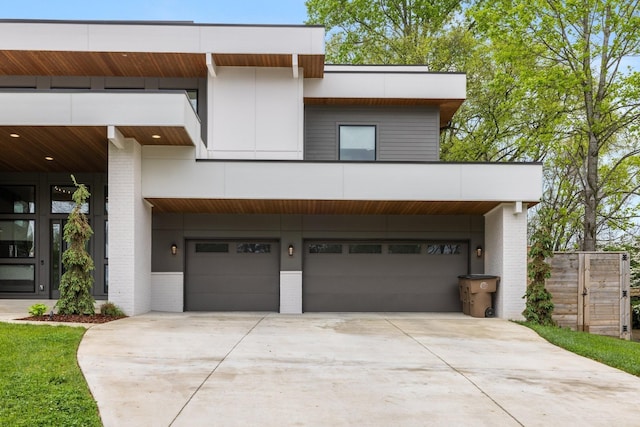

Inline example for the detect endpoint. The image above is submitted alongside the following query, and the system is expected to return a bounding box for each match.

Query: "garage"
[303,240,469,312]
[185,240,280,311]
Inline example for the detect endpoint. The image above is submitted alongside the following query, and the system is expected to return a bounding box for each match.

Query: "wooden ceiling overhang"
[145,198,536,216]
[0,50,325,78]
[0,125,193,172]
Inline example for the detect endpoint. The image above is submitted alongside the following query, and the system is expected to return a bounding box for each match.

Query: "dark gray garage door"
[185,240,279,311]
[303,240,468,312]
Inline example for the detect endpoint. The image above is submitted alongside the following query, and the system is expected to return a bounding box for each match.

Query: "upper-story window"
[339,125,376,161]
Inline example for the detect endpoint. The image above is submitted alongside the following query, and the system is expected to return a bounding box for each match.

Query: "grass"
[0,323,102,427]
[521,322,640,377]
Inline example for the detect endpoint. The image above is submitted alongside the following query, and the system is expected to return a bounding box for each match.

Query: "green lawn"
[0,323,102,427]
[521,322,640,377]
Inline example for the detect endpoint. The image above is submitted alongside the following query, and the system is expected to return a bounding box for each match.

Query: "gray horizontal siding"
[304,105,440,161]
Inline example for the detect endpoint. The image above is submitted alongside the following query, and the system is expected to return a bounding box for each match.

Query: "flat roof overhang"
[0,91,201,172]
[0,21,326,78]
[142,157,542,216]
[304,70,466,126]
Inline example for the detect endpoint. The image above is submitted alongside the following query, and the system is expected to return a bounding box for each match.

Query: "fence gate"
[546,252,631,340]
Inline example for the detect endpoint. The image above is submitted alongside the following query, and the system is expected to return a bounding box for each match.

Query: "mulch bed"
[18,314,127,324]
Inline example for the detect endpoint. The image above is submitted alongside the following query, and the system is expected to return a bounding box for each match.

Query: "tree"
[55,175,95,315]
[472,0,640,251]
[306,0,464,64]
[306,0,640,251]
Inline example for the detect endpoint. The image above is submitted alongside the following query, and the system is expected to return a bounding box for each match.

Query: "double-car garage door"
[185,239,468,312]
[303,240,468,312]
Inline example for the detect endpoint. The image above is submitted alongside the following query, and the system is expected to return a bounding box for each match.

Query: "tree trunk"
[582,131,598,251]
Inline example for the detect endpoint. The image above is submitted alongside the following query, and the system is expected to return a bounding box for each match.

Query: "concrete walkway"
[71,312,640,427]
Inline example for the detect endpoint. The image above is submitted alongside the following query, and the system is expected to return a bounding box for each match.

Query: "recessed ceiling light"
[151,134,162,139]
[9,133,20,138]
[45,156,54,161]
[121,53,128,57]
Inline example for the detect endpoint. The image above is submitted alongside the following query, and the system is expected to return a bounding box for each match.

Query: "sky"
[0,0,309,25]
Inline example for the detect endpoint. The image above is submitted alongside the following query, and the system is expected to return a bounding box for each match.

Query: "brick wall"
[485,203,528,319]
[151,272,184,312]
[280,271,302,314]
[108,139,152,315]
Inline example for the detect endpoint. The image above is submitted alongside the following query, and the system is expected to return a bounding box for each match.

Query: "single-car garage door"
[185,240,279,311]
[303,240,468,312]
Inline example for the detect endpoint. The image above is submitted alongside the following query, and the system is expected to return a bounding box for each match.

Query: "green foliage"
[306,0,463,64]
[27,303,48,317]
[100,302,125,317]
[0,323,101,426]
[471,0,640,250]
[523,229,555,326]
[56,175,95,315]
[521,322,640,377]
[632,297,640,329]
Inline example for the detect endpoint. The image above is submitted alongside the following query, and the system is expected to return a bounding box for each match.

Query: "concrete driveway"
[77,313,640,427]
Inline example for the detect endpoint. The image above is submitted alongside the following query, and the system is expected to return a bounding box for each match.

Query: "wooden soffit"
[304,97,464,127]
[0,51,325,78]
[146,198,502,216]
[0,125,192,172]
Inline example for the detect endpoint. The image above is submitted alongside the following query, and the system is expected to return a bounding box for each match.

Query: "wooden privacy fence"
[546,252,631,340]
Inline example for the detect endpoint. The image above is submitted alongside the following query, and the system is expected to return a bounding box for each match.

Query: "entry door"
[50,220,67,299]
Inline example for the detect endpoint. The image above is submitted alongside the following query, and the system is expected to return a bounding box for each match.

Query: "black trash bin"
[457,275,500,318]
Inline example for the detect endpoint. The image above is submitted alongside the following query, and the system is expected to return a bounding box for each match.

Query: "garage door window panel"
[309,243,343,254]
[388,244,422,254]
[237,243,271,254]
[349,244,382,254]
[427,244,461,255]
[195,243,229,253]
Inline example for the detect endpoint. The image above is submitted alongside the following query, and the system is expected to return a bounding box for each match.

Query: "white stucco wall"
[484,203,528,319]
[108,139,152,316]
[208,67,303,160]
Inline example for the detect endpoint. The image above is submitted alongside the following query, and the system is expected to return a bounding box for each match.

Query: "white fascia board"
[305,72,466,100]
[0,21,325,55]
[141,160,542,202]
[0,22,90,50]
[199,26,325,55]
[0,91,201,143]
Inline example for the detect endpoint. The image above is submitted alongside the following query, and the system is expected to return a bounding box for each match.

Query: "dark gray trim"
[194,158,543,166]
[0,19,323,28]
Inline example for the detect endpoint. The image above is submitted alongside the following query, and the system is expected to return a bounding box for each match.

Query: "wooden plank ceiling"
[146,198,503,216]
[0,51,325,78]
[0,125,192,172]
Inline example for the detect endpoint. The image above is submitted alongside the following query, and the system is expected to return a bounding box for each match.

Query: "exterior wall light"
[476,246,483,258]
[288,244,294,257]
[171,243,178,256]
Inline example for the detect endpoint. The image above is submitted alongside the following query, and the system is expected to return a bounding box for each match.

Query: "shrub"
[100,302,125,317]
[28,303,48,317]
[523,227,555,326]
[632,297,640,329]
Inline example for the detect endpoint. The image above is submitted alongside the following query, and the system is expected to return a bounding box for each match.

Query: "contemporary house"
[0,20,542,318]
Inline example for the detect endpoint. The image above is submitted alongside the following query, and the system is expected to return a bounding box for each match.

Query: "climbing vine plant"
[523,228,555,326]
[56,175,95,315]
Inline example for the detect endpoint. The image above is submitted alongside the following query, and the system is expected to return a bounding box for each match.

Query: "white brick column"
[280,271,302,314]
[484,203,528,319]
[108,139,152,315]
